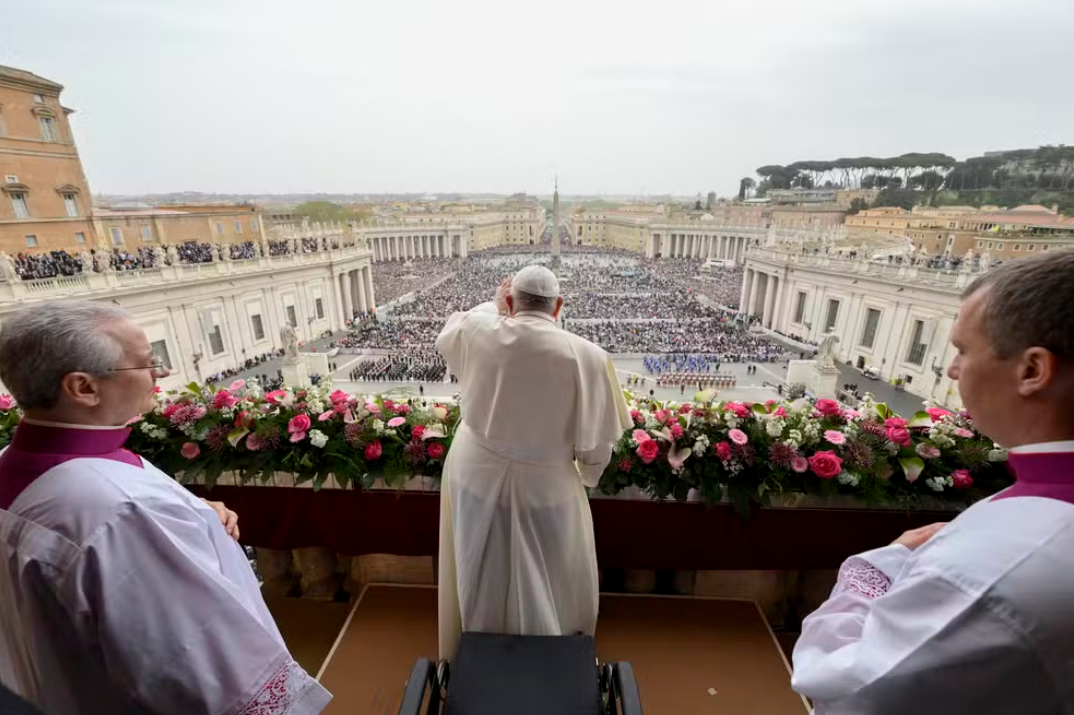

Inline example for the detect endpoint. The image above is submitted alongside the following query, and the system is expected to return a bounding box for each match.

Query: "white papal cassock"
[0,421,331,715]
[792,443,1074,714]
[436,302,631,661]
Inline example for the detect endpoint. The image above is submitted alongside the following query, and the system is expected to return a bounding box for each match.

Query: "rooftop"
[0,64,64,92]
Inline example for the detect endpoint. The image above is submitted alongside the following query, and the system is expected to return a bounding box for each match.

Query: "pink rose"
[411,425,426,439]
[884,417,908,429]
[330,389,349,404]
[632,429,651,445]
[427,442,445,460]
[288,414,312,434]
[228,379,246,392]
[843,409,860,419]
[383,400,395,409]
[162,403,180,419]
[654,409,671,424]
[246,433,263,451]
[774,406,787,418]
[180,442,200,460]
[669,423,684,439]
[815,399,842,417]
[318,410,335,422]
[954,428,974,439]
[265,390,287,404]
[364,440,383,460]
[289,431,306,443]
[886,426,911,447]
[365,403,381,413]
[725,402,751,418]
[823,430,846,445]
[387,416,406,428]
[952,469,973,489]
[630,409,644,425]
[715,442,732,461]
[212,389,239,409]
[790,456,809,473]
[636,439,660,464]
[728,428,748,446]
[926,407,952,421]
[0,394,16,410]
[809,450,843,479]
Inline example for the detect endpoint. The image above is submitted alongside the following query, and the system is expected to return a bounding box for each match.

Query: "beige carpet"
[313,585,808,715]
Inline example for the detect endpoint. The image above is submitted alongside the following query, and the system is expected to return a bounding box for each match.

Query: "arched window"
[31,105,58,142]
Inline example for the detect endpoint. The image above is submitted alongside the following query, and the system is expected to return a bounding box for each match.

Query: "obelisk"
[551,177,561,257]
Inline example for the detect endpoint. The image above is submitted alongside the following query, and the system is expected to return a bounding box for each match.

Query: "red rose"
[364,440,383,460]
[180,442,201,460]
[951,469,973,489]
[411,425,426,439]
[884,417,908,429]
[815,399,842,417]
[715,441,732,461]
[288,413,311,434]
[726,402,751,418]
[427,442,445,460]
[636,439,660,464]
[886,426,911,447]
[808,450,843,479]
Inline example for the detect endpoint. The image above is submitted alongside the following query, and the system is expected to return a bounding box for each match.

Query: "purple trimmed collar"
[0,420,142,510]
[994,450,1074,506]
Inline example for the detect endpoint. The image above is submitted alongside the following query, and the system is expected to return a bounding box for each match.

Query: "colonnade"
[369,234,464,262]
[337,265,376,321]
[740,267,786,330]
[653,233,750,262]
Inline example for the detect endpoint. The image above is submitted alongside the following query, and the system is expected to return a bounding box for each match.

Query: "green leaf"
[751,404,768,415]
[184,382,202,395]
[693,388,718,403]
[899,456,925,483]
[874,403,891,420]
[908,411,933,429]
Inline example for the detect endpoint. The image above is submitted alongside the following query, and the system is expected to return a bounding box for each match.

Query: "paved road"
[207,335,342,388]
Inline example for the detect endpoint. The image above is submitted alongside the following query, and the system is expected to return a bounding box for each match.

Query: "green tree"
[738,177,756,201]
[847,197,870,215]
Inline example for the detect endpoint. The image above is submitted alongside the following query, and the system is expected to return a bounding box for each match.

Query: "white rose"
[309,429,328,448]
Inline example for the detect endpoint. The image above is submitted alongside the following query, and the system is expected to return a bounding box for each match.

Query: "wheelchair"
[398,632,643,715]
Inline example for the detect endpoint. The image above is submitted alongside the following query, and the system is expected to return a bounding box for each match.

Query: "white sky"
[3,0,1072,196]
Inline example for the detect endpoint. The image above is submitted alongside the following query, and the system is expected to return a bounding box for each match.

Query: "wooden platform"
[316,585,808,715]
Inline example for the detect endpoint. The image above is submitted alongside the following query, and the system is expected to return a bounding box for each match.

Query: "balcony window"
[793,292,806,324]
[25,235,38,247]
[251,314,265,341]
[39,117,58,141]
[906,320,928,366]
[75,232,86,244]
[234,220,243,234]
[208,324,225,356]
[215,222,224,235]
[141,226,153,242]
[63,193,79,217]
[860,308,881,349]
[150,340,173,370]
[286,305,297,328]
[110,227,123,245]
[824,299,840,333]
[9,192,29,218]
[315,298,325,320]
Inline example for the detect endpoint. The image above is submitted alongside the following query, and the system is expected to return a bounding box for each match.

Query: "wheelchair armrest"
[613,662,643,715]
[397,658,438,715]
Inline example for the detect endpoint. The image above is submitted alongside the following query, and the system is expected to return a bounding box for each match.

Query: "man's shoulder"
[560,330,609,361]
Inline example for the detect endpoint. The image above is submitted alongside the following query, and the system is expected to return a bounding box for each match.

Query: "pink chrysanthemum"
[344,423,364,446]
[205,425,231,453]
[404,440,427,464]
[768,441,798,466]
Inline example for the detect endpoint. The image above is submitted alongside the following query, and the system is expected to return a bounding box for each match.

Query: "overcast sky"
[3,0,1072,197]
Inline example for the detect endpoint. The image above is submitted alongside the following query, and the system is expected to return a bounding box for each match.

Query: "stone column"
[772,275,786,332]
[764,274,778,327]
[748,270,761,317]
[740,269,752,314]
[364,266,376,310]
[354,270,368,313]
[339,272,353,321]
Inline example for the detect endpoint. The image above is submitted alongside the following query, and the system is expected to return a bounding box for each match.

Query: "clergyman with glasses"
[0,301,332,715]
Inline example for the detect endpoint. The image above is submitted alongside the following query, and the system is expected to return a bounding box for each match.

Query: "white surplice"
[435,302,632,661]
[0,454,332,715]
[791,468,1074,714]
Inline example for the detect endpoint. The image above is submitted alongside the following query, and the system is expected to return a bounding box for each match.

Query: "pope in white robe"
[435,265,632,661]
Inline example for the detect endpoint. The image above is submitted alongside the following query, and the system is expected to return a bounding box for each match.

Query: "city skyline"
[4,0,1073,196]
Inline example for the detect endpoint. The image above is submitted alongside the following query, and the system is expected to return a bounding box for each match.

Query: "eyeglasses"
[110,355,167,372]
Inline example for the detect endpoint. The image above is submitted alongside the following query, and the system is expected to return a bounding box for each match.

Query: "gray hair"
[0,301,130,409]
[963,249,1074,362]
[512,289,558,314]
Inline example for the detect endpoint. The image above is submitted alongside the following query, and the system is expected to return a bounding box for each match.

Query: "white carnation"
[309,429,328,448]
[788,429,803,443]
[307,400,325,415]
[372,419,385,435]
[766,419,784,437]
[924,476,952,492]
[724,416,740,429]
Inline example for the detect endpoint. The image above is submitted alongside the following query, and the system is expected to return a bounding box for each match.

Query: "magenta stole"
[0,421,143,510]
[992,451,1074,506]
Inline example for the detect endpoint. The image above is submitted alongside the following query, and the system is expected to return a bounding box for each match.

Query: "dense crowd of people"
[12,251,84,279]
[204,350,283,385]
[371,257,463,304]
[348,351,450,383]
[336,320,443,350]
[566,319,790,361]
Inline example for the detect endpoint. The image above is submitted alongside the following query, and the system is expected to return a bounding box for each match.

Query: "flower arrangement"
[0,382,1012,511]
[603,391,1012,513]
[124,379,460,489]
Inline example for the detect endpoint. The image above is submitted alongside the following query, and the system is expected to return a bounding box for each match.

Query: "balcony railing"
[0,244,373,303]
[746,248,979,289]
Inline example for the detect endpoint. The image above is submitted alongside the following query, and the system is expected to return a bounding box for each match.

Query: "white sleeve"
[574,443,613,488]
[75,505,331,715]
[792,544,982,710]
[435,301,498,368]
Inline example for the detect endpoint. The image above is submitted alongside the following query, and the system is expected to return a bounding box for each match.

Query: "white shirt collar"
[1009,440,1074,454]
[513,310,558,324]
[22,417,129,431]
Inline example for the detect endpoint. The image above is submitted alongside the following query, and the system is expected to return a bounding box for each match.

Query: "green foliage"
[293,201,370,224]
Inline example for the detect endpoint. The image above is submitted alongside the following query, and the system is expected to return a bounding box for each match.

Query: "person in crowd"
[0,301,330,715]
[792,250,1074,714]
[435,266,631,662]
